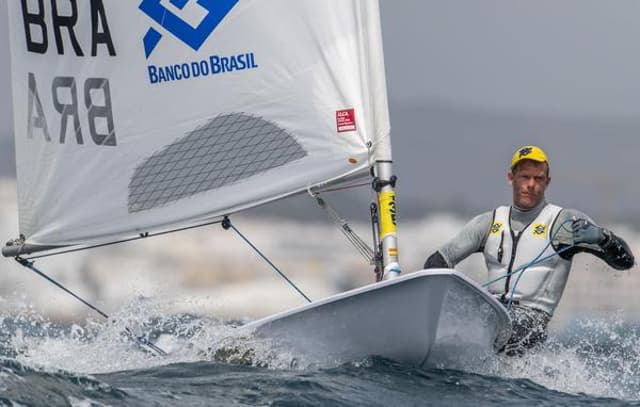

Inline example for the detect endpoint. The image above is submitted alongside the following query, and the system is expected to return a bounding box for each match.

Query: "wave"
[0,304,639,406]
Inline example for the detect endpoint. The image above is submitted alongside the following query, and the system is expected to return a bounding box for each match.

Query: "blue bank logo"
[139,0,239,58]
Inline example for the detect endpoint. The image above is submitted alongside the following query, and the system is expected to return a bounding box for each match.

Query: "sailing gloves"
[569,218,635,270]
[571,218,606,245]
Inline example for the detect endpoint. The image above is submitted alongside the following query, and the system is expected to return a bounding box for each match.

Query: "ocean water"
[0,299,638,406]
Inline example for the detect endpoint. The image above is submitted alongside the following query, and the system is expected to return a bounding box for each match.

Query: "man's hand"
[572,218,605,245]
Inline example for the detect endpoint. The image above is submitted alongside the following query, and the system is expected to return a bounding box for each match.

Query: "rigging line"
[223,217,312,304]
[481,218,577,311]
[341,230,375,263]
[308,190,375,263]
[505,245,574,309]
[481,219,576,288]
[23,219,225,260]
[504,218,577,309]
[314,181,371,194]
[13,256,167,356]
[326,204,375,261]
[482,244,574,288]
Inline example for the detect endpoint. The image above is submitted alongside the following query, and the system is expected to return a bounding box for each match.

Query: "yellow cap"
[511,145,549,169]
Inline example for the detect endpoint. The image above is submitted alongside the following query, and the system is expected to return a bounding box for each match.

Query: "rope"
[22,219,224,260]
[505,247,574,308]
[313,181,371,194]
[223,217,312,303]
[308,190,375,264]
[13,257,167,356]
[482,218,576,310]
[481,245,573,288]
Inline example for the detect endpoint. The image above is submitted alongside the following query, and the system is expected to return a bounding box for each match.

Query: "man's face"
[508,160,550,210]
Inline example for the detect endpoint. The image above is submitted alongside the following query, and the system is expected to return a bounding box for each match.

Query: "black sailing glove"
[572,218,605,245]
[571,218,635,270]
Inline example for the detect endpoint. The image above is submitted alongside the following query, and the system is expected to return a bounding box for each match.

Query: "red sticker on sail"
[336,109,357,133]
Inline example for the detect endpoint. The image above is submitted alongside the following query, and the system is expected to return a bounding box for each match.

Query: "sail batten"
[7,1,390,247]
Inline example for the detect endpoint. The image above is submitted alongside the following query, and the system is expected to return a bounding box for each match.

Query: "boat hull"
[243,269,512,367]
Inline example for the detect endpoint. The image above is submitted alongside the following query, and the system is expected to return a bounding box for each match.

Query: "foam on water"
[1,295,639,403]
[3,296,303,376]
[471,316,640,401]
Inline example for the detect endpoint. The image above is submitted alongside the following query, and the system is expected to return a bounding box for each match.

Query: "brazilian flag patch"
[490,222,503,235]
[533,223,547,237]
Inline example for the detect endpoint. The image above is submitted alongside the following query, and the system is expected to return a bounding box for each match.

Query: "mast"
[372,148,401,280]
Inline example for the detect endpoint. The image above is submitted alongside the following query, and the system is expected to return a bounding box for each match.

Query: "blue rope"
[482,218,576,310]
[505,245,573,308]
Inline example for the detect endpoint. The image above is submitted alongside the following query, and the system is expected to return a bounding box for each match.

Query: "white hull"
[243,269,512,367]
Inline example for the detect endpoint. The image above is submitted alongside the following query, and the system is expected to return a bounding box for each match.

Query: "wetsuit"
[424,200,634,355]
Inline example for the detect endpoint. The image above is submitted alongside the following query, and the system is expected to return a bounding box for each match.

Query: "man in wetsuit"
[423,145,635,355]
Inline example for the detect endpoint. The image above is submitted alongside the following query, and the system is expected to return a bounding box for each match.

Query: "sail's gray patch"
[128,114,307,213]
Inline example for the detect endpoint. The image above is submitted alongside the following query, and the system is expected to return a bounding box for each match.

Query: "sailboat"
[2,0,511,366]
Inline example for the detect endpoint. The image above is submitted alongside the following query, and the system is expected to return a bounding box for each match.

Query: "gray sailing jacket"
[424,200,635,315]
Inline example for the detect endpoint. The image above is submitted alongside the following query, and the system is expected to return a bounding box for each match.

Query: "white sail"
[7,0,390,247]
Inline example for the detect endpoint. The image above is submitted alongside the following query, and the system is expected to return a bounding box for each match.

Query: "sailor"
[423,145,635,355]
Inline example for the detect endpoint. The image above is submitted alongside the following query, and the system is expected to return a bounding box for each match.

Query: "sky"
[2,1,640,221]
[379,0,640,118]
[4,1,640,136]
